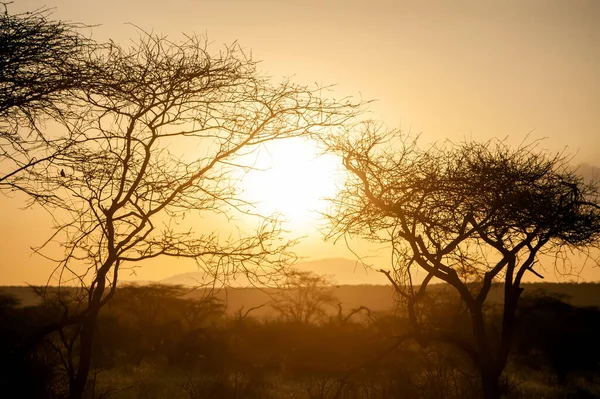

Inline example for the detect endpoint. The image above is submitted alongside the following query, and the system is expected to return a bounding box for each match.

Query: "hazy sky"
[1,0,599,285]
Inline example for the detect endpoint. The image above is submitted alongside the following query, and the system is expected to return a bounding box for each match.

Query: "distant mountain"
[294,257,388,285]
[576,163,600,183]
[157,258,388,287]
[159,271,213,286]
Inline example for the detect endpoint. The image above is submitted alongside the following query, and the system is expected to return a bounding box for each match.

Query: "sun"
[239,138,342,229]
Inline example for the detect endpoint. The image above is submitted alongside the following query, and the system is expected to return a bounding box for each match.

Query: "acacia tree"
[102,284,225,366]
[271,269,338,324]
[0,4,94,190]
[17,31,362,399]
[323,124,600,399]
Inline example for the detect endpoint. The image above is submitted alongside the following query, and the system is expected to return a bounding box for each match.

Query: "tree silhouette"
[97,284,225,367]
[271,269,338,324]
[16,30,362,399]
[322,123,600,399]
[515,290,600,384]
[0,4,95,192]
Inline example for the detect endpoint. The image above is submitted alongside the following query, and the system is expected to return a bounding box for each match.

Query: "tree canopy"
[0,4,95,192]
[323,123,600,398]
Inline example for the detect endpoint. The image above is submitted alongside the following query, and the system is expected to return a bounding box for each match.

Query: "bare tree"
[322,123,600,399]
[0,4,95,191]
[16,31,363,399]
[271,269,338,324]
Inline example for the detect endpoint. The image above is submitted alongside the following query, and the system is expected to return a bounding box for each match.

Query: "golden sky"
[1,0,599,285]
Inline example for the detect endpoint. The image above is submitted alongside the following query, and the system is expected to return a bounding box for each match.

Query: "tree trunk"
[69,312,97,399]
[480,369,501,399]
[469,305,502,399]
[69,274,107,399]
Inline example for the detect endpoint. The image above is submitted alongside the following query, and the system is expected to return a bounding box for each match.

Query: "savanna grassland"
[2,281,600,399]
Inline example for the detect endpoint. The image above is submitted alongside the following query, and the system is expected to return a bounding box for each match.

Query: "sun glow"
[240,138,342,229]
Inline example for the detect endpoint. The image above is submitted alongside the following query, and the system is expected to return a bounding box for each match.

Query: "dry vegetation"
[2,281,600,398]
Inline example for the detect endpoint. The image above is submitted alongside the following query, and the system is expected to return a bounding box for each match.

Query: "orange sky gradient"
[1,0,599,285]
